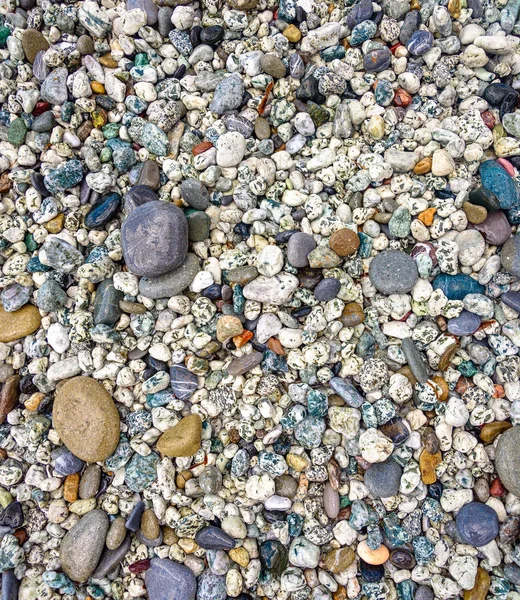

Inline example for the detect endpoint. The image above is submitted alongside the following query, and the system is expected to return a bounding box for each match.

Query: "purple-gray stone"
[91,535,132,578]
[127,0,157,24]
[145,558,197,600]
[125,501,145,531]
[180,179,210,210]
[170,365,198,401]
[501,235,520,278]
[124,185,159,214]
[287,232,317,268]
[447,310,481,336]
[455,502,499,547]
[54,449,84,476]
[227,352,263,376]
[363,47,392,72]
[314,278,341,302]
[195,526,236,550]
[329,377,363,407]
[474,211,512,246]
[502,291,520,312]
[495,426,520,497]
[121,201,188,277]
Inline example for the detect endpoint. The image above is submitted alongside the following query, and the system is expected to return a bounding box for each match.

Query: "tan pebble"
[0,305,41,343]
[463,202,488,225]
[329,229,360,257]
[163,526,179,546]
[216,315,243,342]
[176,470,193,489]
[24,392,45,411]
[357,541,389,565]
[157,414,202,457]
[106,517,127,550]
[178,538,198,553]
[283,24,302,42]
[140,508,160,540]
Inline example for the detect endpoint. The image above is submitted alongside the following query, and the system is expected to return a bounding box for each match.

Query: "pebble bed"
[3,0,520,598]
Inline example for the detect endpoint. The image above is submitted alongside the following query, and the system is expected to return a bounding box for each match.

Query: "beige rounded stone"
[141,508,160,540]
[0,305,41,343]
[53,377,120,462]
[216,315,243,342]
[156,414,202,457]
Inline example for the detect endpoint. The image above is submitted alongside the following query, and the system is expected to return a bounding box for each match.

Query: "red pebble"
[390,42,403,55]
[490,478,506,496]
[129,559,151,574]
[33,102,51,116]
[481,111,495,130]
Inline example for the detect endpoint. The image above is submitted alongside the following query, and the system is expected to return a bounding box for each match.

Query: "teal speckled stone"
[351,20,377,45]
[44,159,83,194]
[124,452,159,492]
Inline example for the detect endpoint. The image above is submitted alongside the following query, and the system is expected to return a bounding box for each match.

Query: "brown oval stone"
[53,377,120,462]
[329,229,360,257]
[141,509,160,540]
[480,421,512,444]
[21,29,50,63]
[324,547,355,573]
[0,375,20,424]
[156,414,202,457]
[340,303,364,327]
[0,305,41,343]
[419,449,442,484]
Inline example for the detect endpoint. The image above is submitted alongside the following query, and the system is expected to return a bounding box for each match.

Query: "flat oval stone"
[447,310,481,336]
[137,160,161,190]
[122,201,188,277]
[0,305,41,343]
[91,534,131,578]
[363,47,391,72]
[369,250,418,294]
[195,526,235,550]
[85,192,122,229]
[314,278,341,301]
[323,482,340,518]
[124,185,159,213]
[54,449,84,476]
[287,232,317,268]
[495,426,520,496]
[456,502,499,547]
[59,509,109,582]
[53,377,120,462]
[22,28,49,63]
[433,273,485,301]
[139,253,200,299]
[145,558,197,600]
[364,459,402,498]
[479,160,520,210]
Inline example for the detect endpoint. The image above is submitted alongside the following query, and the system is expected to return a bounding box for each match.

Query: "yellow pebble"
[286,453,309,471]
[283,24,302,42]
[91,81,106,94]
[178,538,199,553]
[229,547,250,567]
[44,213,65,234]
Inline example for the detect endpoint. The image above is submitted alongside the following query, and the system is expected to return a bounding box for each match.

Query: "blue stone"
[433,274,485,301]
[406,30,434,56]
[125,501,145,531]
[347,0,373,27]
[44,159,83,194]
[502,291,520,312]
[447,310,481,336]
[147,390,176,407]
[54,449,84,476]
[170,365,198,401]
[124,452,159,492]
[145,558,197,600]
[2,569,20,599]
[479,160,520,210]
[314,278,341,302]
[85,192,122,230]
[329,377,364,407]
[456,502,499,547]
[287,513,303,537]
[351,20,377,45]
[363,47,391,72]
[194,526,235,550]
[197,571,226,600]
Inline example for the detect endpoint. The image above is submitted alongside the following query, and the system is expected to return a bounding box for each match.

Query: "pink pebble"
[497,158,516,177]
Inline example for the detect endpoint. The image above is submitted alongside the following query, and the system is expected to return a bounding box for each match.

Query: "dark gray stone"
[195,526,235,550]
[369,249,418,294]
[121,201,188,277]
[364,459,402,498]
[314,278,341,302]
[91,535,132,579]
[145,558,197,600]
[94,279,123,326]
[181,179,210,210]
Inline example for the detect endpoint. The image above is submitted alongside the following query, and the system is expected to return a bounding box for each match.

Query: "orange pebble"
[24,392,45,411]
[192,141,213,155]
[394,88,412,107]
[233,330,253,348]
[267,338,285,355]
[493,384,505,398]
[91,81,105,94]
[357,541,389,565]
[414,156,432,175]
[418,207,436,226]
[64,473,80,502]
[431,376,449,401]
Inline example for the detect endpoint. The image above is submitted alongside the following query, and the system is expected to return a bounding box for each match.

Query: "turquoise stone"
[433,273,485,300]
[124,452,159,492]
[260,540,288,576]
[44,159,83,194]
[374,80,394,106]
[351,20,377,45]
[412,536,434,564]
[479,160,520,210]
[85,192,122,229]
[320,45,346,61]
